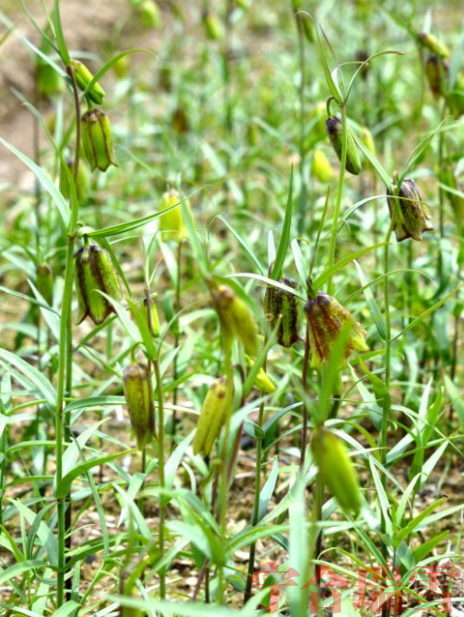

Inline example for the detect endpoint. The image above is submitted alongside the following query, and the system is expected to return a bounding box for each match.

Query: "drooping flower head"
[304,292,368,367]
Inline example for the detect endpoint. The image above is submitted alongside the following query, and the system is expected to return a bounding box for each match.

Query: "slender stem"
[223,0,233,132]
[171,240,183,445]
[154,358,166,599]
[217,343,234,603]
[300,325,311,469]
[296,11,307,235]
[380,222,393,617]
[244,357,267,602]
[55,64,81,607]
[327,104,348,296]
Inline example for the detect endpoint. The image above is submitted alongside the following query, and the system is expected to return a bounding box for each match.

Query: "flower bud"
[81,109,118,173]
[71,59,105,105]
[36,263,54,305]
[203,11,225,41]
[264,278,300,348]
[142,297,160,338]
[37,62,64,97]
[74,244,122,324]
[193,377,231,457]
[245,355,276,394]
[387,178,433,242]
[113,56,130,80]
[355,49,370,80]
[326,114,362,176]
[159,189,187,242]
[211,284,259,356]
[139,0,162,28]
[311,149,334,183]
[123,363,154,450]
[159,66,172,92]
[311,428,361,515]
[359,127,376,169]
[304,292,368,367]
[418,32,450,59]
[172,107,190,134]
[59,158,91,203]
[425,54,448,99]
[295,11,315,43]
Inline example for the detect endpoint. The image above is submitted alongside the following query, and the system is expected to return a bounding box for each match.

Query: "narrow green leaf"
[271,165,293,281]
[0,138,70,229]
[0,348,56,406]
[54,0,70,65]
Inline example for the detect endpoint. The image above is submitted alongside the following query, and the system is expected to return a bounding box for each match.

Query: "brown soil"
[0,0,131,186]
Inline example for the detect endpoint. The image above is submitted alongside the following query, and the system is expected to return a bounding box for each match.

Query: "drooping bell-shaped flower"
[387,178,433,242]
[304,292,368,367]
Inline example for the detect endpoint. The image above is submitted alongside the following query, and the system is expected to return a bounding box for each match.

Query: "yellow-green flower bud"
[71,59,106,105]
[311,149,335,183]
[59,158,91,203]
[425,54,448,99]
[142,297,160,338]
[123,363,154,450]
[387,178,433,242]
[264,278,300,348]
[418,32,450,59]
[245,355,276,394]
[326,114,362,176]
[203,11,225,41]
[359,127,376,169]
[139,0,162,28]
[193,377,232,457]
[295,11,315,43]
[81,109,118,173]
[74,244,122,325]
[37,63,64,97]
[36,263,54,305]
[304,292,368,367]
[159,189,187,242]
[113,56,130,80]
[311,428,361,515]
[211,284,259,357]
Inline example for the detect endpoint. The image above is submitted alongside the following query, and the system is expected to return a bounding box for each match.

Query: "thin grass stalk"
[327,104,348,296]
[171,239,183,445]
[380,221,393,617]
[300,324,311,469]
[296,11,307,235]
[54,64,81,607]
[217,342,234,603]
[154,357,166,598]
[244,356,267,602]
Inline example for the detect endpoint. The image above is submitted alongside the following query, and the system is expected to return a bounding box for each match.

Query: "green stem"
[217,342,234,603]
[154,358,166,599]
[296,13,307,235]
[171,240,183,446]
[244,358,267,602]
[55,64,81,608]
[300,325,311,469]
[380,222,393,617]
[327,104,348,296]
